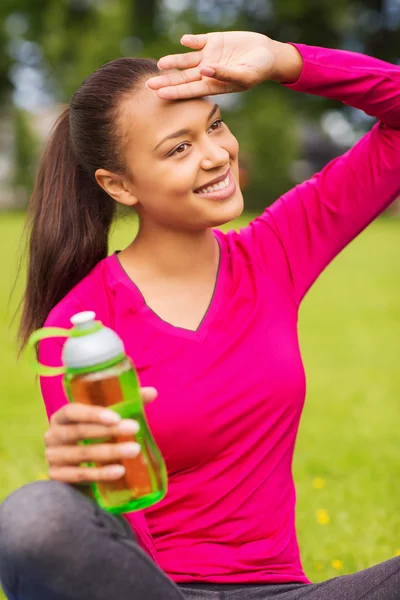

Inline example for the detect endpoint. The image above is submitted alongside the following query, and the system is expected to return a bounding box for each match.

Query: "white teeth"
[196,174,230,194]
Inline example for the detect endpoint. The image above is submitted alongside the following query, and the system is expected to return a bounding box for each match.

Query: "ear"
[95,169,138,207]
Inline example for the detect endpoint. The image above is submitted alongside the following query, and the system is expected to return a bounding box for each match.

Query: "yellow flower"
[395,549,400,557]
[36,473,48,480]
[332,559,344,570]
[315,562,323,571]
[312,478,325,489]
[316,508,330,525]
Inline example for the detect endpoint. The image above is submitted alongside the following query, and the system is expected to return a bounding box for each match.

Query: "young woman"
[0,31,399,600]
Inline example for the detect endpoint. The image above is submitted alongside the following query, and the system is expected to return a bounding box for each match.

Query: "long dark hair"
[18,57,160,351]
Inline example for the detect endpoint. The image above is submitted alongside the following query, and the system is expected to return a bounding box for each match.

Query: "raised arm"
[249,44,400,302]
[148,34,400,304]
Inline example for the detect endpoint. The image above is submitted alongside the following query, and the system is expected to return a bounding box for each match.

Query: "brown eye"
[176,144,188,153]
[171,143,189,156]
[209,119,223,132]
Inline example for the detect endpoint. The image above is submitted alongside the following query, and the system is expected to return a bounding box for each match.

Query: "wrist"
[269,40,304,84]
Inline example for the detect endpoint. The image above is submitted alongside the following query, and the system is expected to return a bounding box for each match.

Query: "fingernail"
[120,442,141,457]
[100,410,121,424]
[106,465,126,477]
[118,419,140,434]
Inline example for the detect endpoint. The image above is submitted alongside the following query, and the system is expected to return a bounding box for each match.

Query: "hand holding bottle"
[44,387,157,484]
[31,311,167,513]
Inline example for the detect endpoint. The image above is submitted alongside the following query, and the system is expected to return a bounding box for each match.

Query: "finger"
[140,386,158,404]
[157,51,202,71]
[180,33,208,50]
[46,440,141,466]
[45,419,140,447]
[146,68,201,91]
[154,78,227,100]
[49,464,127,484]
[200,65,250,88]
[51,403,122,427]
[51,387,156,428]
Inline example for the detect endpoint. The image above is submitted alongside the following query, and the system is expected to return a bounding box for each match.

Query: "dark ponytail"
[18,57,160,351]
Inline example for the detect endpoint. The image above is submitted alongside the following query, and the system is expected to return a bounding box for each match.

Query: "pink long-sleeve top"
[39,44,400,584]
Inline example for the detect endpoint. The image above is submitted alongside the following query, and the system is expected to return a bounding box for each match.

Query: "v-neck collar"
[108,229,227,342]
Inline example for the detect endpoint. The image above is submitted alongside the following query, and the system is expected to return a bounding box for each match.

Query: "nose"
[200,137,230,171]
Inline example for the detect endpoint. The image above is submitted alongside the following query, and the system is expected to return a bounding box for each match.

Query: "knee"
[0,480,91,564]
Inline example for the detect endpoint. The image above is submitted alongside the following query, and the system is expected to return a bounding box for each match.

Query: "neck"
[122,221,219,279]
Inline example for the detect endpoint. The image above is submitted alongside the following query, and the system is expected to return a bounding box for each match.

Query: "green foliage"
[12,107,39,204]
[1,0,399,210]
[39,0,133,99]
[230,85,298,208]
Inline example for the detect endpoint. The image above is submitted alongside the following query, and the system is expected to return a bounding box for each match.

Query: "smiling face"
[115,86,244,231]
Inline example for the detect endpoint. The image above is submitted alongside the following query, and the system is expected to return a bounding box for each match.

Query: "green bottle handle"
[28,327,71,377]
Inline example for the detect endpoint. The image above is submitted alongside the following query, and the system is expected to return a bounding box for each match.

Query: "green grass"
[0,211,399,593]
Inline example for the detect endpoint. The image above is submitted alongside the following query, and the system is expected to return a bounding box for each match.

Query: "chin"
[208,193,244,228]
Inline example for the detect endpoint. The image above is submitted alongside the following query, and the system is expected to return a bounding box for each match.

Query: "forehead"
[120,88,215,148]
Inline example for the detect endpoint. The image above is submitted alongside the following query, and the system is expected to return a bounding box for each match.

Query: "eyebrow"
[153,103,220,151]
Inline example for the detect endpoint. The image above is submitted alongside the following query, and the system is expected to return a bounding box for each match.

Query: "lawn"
[0,211,399,594]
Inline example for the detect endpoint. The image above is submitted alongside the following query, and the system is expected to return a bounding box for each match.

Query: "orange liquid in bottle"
[69,363,164,510]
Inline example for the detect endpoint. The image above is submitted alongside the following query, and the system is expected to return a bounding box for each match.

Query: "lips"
[193,169,236,201]
[193,168,230,193]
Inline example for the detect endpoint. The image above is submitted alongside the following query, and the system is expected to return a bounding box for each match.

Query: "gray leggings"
[0,481,398,600]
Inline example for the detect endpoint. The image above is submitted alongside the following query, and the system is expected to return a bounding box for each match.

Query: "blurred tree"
[0,0,55,103]
[0,0,399,208]
[228,86,298,211]
[12,107,39,203]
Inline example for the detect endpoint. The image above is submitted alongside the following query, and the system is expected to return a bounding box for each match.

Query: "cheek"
[163,163,198,195]
[139,163,196,206]
[229,136,240,160]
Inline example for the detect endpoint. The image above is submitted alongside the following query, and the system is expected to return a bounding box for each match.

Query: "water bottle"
[28,311,167,515]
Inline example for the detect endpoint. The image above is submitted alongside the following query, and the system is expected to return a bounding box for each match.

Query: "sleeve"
[245,44,400,304]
